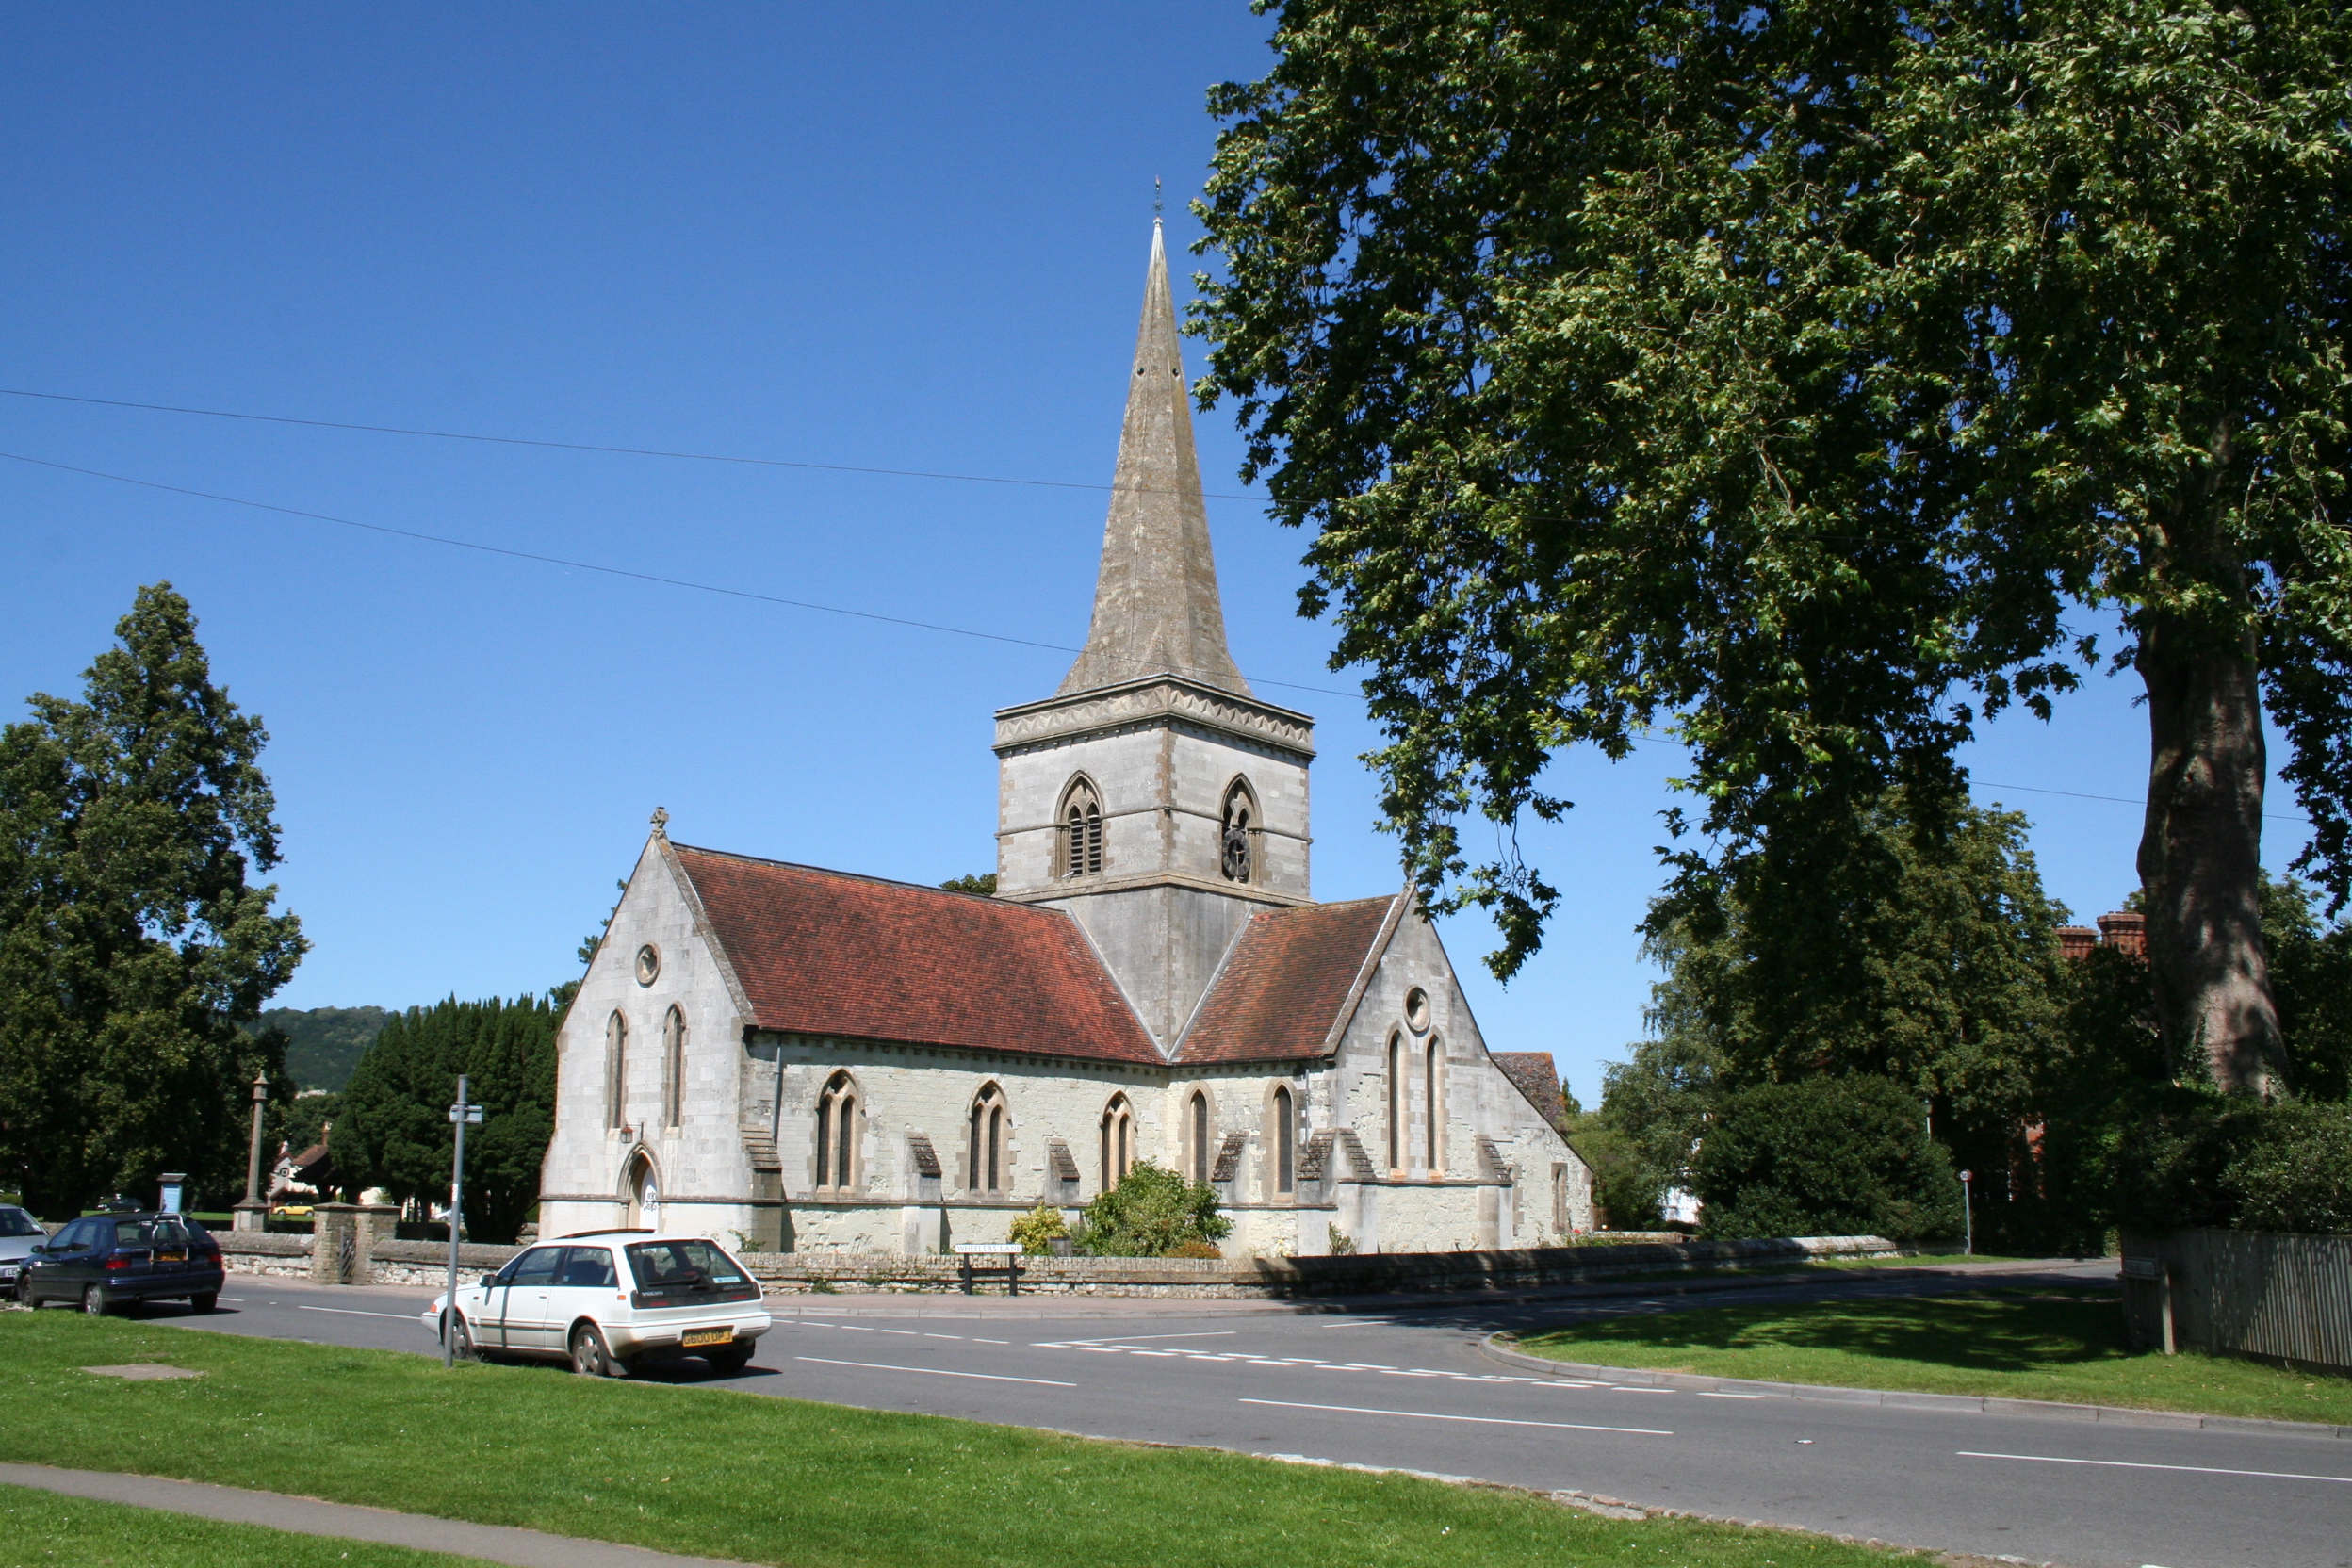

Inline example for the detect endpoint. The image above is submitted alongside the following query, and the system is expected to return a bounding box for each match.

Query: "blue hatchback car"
[18,1212,225,1315]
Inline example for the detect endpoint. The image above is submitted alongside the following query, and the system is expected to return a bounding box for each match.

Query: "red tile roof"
[1177,895,1400,1064]
[669,845,1162,1064]
[1490,1052,1564,1123]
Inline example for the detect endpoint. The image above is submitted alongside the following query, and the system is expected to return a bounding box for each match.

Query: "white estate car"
[424,1230,771,1377]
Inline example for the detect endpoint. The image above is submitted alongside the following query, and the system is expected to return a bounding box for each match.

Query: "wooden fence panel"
[2120,1229,2352,1375]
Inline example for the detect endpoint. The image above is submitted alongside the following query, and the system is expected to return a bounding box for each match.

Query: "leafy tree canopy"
[0,583,304,1216]
[1696,1074,1966,1240]
[1197,0,2352,1095]
[253,1005,390,1092]
[333,993,561,1244]
[939,874,998,896]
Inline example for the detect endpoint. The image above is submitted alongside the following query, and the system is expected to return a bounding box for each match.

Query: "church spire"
[1055,220,1250,698]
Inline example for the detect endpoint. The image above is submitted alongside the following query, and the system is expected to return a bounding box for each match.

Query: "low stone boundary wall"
[217,1229,1897,1296]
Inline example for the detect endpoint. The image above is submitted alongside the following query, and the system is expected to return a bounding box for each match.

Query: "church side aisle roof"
[1176,894,1403,1064]
[669,844,1162,1064]
[1490,1052,1566,1124]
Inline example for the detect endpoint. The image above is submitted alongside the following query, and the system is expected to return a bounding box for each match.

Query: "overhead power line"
[0,385,1272,504]
[0,449,1357,700]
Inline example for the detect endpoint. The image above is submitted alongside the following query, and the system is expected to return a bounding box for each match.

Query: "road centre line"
[796,1356,1076,1387]
[1957,1451,2352,1485]
[1695,1392,1767,1399]
[298,1305,421,1320]
[1242,1398,1672,1437]
[972,1337,1009,1344]
[1046,1331,1239,1345]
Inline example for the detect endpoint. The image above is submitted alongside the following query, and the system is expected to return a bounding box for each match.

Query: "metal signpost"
[442,1075,484,1368]
[1958,1168,1974,1257]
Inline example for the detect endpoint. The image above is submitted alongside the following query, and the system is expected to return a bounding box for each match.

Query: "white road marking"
[923,1333,963,1340]
[1958,1451,2352,1485]
[972,1337,1009,1345]
[1045,1330,1239,1346]
[297,1305,419,1320]
[1695,1392,1767,1399]
[1609,1386,1678,1395]
[796,1356,1075,1387]
[1242,1397,1672,1436]
[877,1329,920,1335]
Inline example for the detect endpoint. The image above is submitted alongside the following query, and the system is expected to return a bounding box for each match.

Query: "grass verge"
[0,1311,1915,1568]
[0,1481,493,1567]
[1510,1288,2352,1425]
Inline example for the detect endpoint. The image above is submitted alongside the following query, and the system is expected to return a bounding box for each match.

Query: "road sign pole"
[1958,1168,1974,1257]
[443,1074,483,1368]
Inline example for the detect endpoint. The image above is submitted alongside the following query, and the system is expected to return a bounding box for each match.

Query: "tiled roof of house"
[1490,1051,1564,1122]
[1176,895,1400,1064]
[669,845,1163,1064]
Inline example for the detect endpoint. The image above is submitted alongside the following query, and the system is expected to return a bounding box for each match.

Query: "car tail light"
[105,1257,129,1270]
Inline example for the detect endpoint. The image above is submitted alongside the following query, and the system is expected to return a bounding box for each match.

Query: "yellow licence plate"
[159,1250,187,1264]
[681,1328,733,1348]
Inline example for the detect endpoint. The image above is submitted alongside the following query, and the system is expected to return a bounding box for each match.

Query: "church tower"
[994,220,1315,1051]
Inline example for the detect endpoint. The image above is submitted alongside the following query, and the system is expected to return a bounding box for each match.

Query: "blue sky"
[0,6,2315,1105]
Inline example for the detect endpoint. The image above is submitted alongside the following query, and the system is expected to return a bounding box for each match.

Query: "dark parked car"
[18,1212,224,1315]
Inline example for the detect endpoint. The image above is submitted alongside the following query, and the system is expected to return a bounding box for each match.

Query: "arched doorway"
[624,1150,661,1230]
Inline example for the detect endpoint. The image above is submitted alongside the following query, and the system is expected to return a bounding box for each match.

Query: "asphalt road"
[111,1262,2351,1568]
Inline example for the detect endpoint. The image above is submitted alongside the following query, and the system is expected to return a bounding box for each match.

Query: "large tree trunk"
[2134,609,2285,1097]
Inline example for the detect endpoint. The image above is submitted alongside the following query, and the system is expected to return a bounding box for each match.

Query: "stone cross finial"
[650,806,669,838]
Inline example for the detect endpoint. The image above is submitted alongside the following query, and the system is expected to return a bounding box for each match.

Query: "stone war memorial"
[535,223,1594,1257]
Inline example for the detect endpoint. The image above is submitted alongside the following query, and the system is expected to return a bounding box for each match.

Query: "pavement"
[44,1258,2352,1568]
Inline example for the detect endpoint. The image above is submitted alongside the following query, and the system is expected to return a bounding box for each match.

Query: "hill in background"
[257,1005,393,1091]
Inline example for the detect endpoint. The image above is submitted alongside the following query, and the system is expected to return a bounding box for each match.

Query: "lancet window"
[1424,1036,1444,1172]
[1268,1085,1295,1196]
[1218,778,1257,884]
[1385,1033,1403,1172]
[813,1072,859,1194]
[1187,1090,1211,1184]
[662,1006,687,1130]
[1060,777,1104,877]
[1100,1093,1135,1191]
[969,1083,1010,1196]
[604,1012,629,1131]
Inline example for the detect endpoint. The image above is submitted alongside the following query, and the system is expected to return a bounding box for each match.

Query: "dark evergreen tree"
[0,584,304,1217]
[334,993,559,1243]
[1696,1075,1966,1241]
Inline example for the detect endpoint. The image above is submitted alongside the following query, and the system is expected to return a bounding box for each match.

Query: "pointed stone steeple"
[1056,220,1250,698]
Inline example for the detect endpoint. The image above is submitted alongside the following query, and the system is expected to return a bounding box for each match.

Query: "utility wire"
[5,445,2311,826]
[0,386,1273,504]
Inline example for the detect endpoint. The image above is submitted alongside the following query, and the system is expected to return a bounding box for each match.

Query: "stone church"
[536,224,1594,1256]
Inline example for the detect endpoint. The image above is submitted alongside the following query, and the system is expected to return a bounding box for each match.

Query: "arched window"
[1099,1093,1135,1191]
[1219,778,1257,884]
[968,1083,1009,1195]
[1424,1036,1443,1172]
[814,1071,858,1194]
[1059,777,1104,877]
[1385,1033,1403,1172]
[662,1006,687,1130]
[604,1012,629,1131]
[1188,1090,1211,1184]
[1268,1085,1295,1196]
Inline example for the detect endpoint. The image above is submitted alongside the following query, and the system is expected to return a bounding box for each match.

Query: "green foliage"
[0,584,305,1217]
[1077,1160,1231,1257]
[2263,876,2352,1102]
[1696,1076,1964,1242]
[2221,1101,2352,1234]
[333,994,561,1243]
[1325,1223,1357,1255]
[1193,0,2352,1100]
[938,873,998,896]
[1007,1204,1069,1255]
[253,1005,390,1091]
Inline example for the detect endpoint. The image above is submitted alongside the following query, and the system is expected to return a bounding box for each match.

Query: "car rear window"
[112,1218,193,1249]
[625,1239,751,1295]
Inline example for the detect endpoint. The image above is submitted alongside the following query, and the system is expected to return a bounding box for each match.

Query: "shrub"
[1695,1074,1964,1241]
[1077,1161,1230,1257]
[1008,1205,1069,1256]
[2221,1101,2352,1234]
[1325,1224,1357,1255]
[1168,1238,1226,1259]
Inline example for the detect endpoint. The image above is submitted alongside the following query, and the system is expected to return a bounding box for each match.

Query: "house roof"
[1176,895,1401,1064]
[1490,1052,1564,1122]
[667,844,1163,1064]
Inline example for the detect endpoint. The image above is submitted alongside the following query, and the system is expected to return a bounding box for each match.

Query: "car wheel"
[569,1323,627,1378]
[188,1293,218,1314]
[447,1312,480,1362]
[704,1345,753,1376]
[82,1284,111,1316]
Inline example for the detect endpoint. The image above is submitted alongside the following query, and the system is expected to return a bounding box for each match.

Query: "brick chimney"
[2096,910,2147,959]
[2056,926,2099,963]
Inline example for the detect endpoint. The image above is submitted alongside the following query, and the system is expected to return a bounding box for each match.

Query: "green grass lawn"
[0,1482,494,1568]
[1510,1288,2352,1425]
[0,1312,1915,1568]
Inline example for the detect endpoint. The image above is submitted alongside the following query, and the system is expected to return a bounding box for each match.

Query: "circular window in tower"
[1404,988,1431,1033]
[634,944,661,986]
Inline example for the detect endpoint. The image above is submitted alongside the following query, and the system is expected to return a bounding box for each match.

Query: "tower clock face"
[635,944,661,986]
